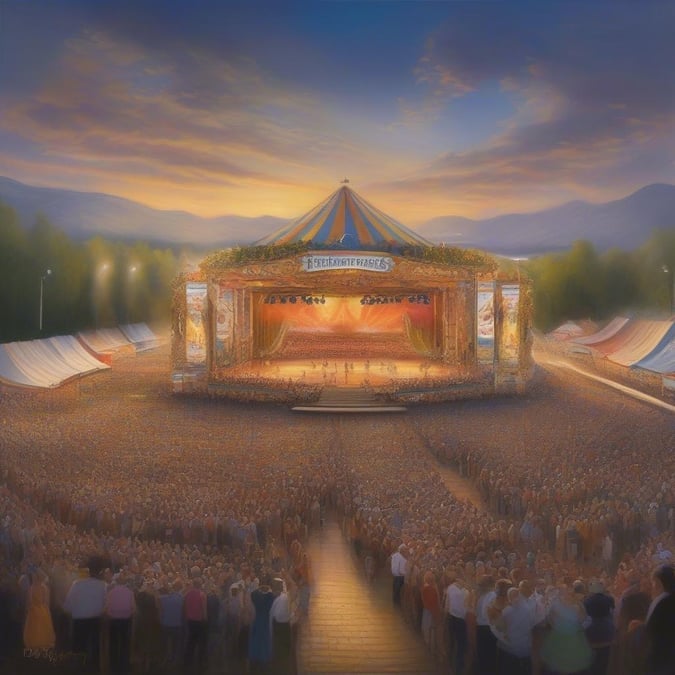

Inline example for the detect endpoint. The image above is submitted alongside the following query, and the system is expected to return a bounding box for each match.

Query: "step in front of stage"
[292,387,407,413]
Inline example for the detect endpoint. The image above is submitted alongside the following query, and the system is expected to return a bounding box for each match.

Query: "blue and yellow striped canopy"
[256,185,432,250]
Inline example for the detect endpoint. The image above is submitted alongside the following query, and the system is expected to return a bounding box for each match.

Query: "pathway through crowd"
[434,464,486,511]
[297,518,440,674]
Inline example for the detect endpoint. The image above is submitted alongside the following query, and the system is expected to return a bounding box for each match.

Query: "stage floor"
[216,356,465,388]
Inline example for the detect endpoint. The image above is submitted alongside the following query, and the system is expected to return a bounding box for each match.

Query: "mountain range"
[1,176,673,256]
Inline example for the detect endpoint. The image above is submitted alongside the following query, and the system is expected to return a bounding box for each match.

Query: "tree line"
[0,199,673,342]
[525,229,675,332]
[0,202,179,342]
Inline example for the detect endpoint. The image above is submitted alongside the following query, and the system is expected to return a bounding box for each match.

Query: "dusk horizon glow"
[1,0,673,229]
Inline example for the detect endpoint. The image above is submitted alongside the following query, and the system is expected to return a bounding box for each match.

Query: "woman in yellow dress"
[23,571,56,651]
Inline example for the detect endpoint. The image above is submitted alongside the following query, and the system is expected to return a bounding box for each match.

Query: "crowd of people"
[384,535,675,675]
[0,345,673,674]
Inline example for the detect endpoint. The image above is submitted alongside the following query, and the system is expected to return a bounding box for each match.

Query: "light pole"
[663,265,674,316]
[39,268,52,332]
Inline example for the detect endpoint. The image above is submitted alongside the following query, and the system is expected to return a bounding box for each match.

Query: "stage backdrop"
[500,284,520,364]
[477,281,495,364]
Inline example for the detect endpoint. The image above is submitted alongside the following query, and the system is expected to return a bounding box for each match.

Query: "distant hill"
[0,176,285,248]
[417,183,675,256]
[1,176,673,255]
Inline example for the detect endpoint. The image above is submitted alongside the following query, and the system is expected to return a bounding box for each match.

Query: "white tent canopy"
[119,323,161,351]
[605,320,673,367]
[572,317,630,345]
[0,336,110,388]
[78,328,132,354]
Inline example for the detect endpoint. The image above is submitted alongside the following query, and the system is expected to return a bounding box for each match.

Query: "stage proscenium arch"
[171,185,533,403]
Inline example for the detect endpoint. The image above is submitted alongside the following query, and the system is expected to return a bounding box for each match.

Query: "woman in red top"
[421,571,442,655]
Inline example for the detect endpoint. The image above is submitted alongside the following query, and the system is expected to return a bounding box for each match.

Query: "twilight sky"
[0,0,673,225]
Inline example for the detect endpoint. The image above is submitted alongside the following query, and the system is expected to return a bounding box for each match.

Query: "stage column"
[232,287,253,365]
[440,286,457,363]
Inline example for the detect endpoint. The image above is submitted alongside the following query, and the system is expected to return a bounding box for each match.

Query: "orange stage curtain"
[404,314,435,356]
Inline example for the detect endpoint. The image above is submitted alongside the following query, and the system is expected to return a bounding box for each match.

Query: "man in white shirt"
[270,575,295,674]
[390,544,407,606]
[445,571,469,675]
[63,565,107,670]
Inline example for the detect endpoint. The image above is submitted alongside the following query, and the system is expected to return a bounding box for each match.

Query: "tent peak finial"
[340,177,350,184]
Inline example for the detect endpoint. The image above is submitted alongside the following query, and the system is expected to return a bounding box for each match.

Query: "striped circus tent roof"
[256,185,432,249]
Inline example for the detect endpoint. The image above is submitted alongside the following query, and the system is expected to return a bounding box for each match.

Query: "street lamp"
[663,265,674,316]
[39,268,52,331]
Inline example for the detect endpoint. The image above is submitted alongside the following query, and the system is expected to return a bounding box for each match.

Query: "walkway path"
[537,355,675,413]
[297,518,440,674]
[435,464,486,511]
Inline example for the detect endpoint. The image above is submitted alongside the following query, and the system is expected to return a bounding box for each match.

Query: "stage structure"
[171,185,534,403]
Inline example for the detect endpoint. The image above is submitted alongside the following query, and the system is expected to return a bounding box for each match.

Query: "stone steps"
[292,387,407,413]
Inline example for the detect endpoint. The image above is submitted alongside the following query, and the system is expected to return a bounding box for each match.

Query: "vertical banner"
[500,284,520,363]
[476,281,495,363]
[185,282,207,365]
[215,286,234,367]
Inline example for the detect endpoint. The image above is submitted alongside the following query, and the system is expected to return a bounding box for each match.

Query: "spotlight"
[290,296,297,304]
[281,296,287,304]
[320,295,325,304]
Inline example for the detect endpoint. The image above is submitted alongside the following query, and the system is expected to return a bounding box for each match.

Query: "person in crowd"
[540,583,592,675]
[23,569,55,651]
[205,579,221,664]
[248,576,275,673]
[63,560,107,671]
[421,570,442,655]
[475,574,497,675]
[134,579,162,673]
[607,585,650,675]
[390,543,407,607]
[496,585,536,675]
[222,580,244,662]
[105,571,135,674]
[445,568,470,675]
[270,571,296,674]
[293,549,312,618]
[183,575,208,670]
[159,579,184,669]
[644,564,675,675]
[583,579,615,675]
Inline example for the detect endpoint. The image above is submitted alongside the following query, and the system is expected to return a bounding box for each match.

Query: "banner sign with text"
[301,253,394,273]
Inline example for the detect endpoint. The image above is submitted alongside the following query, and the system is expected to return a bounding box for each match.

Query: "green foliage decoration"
[199,241,497,273]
